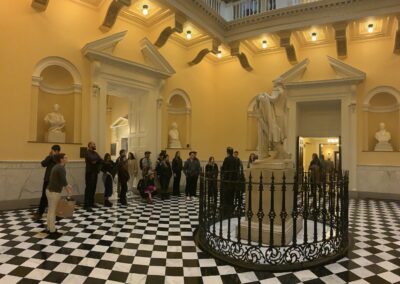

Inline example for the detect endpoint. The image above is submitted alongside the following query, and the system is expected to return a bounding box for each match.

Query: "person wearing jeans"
[46,153,72,238]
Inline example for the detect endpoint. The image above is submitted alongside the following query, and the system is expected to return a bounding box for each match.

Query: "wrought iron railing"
[194,170,349,271]
[200,0,324,21]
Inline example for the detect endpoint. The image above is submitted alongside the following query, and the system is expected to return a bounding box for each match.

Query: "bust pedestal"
[239,159,302,245]
[46,132,66,143]
[374,142,393,152]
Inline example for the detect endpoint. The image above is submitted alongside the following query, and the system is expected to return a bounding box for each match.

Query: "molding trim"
[39,82,82,94]
[273,58,309,85]
[140,37,176,75]
[363,85,400,105]
[350,190,400,201]
[167,89,192,110]
[32,56,83,86]
[82,30,127,54]
[327,56,366,80]
[82,32,175,79]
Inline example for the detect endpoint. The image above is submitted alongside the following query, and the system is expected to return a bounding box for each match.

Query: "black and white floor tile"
[0,196,399,283]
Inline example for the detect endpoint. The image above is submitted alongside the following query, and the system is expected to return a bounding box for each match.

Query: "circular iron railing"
[194,170,349,271]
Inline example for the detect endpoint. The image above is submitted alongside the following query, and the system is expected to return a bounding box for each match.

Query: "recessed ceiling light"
[368,23,374,33]
[311,32,317,41]
[142,4,149,16]
[262,40,267,49]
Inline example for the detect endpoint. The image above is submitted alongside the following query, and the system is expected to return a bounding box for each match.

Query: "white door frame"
[285,81,359,191]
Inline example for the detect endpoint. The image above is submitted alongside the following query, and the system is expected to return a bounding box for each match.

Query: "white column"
[73,91,81,143]
[97,83,107,155]
[29,81,41,141]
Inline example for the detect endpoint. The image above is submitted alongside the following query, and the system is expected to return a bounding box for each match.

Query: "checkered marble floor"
[0,197,399,284]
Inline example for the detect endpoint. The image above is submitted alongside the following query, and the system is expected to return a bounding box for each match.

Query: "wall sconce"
[262,40,267,49]
[186,30,192,40]
[142,4,149,15]
[217,50,222,58]
[311,32,317,41]
[368,23,374,33]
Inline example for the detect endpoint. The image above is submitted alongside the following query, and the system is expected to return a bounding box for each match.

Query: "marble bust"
[374,122,393,151]
[44,104,66,143]
[168,122,182,148]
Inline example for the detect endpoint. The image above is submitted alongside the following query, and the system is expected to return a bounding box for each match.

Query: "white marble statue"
[255,86,290,160]
[374,122,393,151]
[44,104,66,143]
[168,122,182,148]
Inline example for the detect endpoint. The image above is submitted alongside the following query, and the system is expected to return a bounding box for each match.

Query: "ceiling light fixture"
[217,50,222,58]
[186,30,192,40]
[262,40,267,49]
[142,4,149,16]
[368,23,374,33]
[311,32,317,41]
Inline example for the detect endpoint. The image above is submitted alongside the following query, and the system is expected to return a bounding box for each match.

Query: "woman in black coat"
[156,154,172,200]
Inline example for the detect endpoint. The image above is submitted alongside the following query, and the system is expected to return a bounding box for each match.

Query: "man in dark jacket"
[221,147,241,218]
[183,151,201,200]
[84,141,102,211]
[33,144,60,220]
[172,151,183,196]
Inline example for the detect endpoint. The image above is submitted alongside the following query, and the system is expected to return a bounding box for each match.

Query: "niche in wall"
[30,57,82,143]
[363,86,400,151]
[166,89,191,149]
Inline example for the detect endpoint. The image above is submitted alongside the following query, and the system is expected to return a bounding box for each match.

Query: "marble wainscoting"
[356,165,400,200]
[0,161,104,210]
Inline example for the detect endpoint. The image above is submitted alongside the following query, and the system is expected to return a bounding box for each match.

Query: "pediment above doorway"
[81,30,175,79]
[273,56,366,87]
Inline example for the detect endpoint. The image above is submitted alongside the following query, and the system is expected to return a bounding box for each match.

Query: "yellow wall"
[1,0,400,167]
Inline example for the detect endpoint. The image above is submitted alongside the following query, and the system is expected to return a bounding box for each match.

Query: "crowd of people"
[31,142,261,238]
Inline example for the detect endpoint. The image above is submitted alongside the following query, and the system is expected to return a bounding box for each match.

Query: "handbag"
[56,196,76,218]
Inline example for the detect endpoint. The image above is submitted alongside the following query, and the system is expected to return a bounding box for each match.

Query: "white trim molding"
[32,56,82,87]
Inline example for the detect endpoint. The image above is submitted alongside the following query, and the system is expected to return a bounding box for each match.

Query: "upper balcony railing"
[201,0,323,21]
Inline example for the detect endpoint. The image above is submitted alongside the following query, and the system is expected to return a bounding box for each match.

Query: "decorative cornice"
[362,104,400,112]
[159,0,400,43]
[327,55,366,80]
[39,82,82,94]
[167,106,192,114]
[110,116,128,128]
[82,32,175,79]
[81,30,127,54]
[140,37,176,75]
[273,58,309,85]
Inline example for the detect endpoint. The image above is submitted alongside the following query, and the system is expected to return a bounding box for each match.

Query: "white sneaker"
[186,196,191,201]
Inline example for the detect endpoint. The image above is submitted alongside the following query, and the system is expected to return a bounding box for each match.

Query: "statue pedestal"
[239,160,302,245]
[374,142,393,152]
[46,132,66,143]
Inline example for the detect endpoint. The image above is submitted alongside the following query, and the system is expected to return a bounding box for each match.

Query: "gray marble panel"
[0,161,101,202]
[357,165,400,195]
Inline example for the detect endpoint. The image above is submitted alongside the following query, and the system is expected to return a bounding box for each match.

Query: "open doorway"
[297,136,341,173]
[107,95,130,159]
